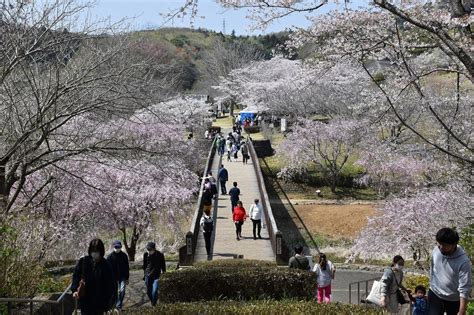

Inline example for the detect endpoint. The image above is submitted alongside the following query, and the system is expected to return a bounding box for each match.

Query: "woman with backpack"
[200,207,214,258]
[313,253,336,304]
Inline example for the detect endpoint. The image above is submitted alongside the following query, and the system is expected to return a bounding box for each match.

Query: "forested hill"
[131,27,291,92]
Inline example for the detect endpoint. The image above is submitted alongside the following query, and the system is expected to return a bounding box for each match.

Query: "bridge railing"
[248,140,289,265]
[348,276,380,306]
[0,284,72,315]
[179,138,217,266]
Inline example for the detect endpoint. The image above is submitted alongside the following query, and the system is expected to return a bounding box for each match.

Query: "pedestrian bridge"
[179,135,289,265]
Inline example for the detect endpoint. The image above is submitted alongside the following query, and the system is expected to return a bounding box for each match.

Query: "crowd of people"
[287,227,472,315]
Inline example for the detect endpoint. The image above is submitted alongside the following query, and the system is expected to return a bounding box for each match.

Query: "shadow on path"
[261,157,319,256]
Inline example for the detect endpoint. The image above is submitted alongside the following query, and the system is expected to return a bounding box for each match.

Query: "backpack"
[203,220,213,233]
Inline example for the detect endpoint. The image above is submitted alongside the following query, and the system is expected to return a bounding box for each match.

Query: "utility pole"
[222,18,226,35]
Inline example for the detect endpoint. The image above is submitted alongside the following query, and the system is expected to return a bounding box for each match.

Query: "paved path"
[195,141,274,262]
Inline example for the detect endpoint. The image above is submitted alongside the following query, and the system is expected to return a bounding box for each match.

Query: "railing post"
[349,283,352,304]
[7,301,12,315]
[275,231,283,264]
[357,282,360,305]
[365,281,369,308]
[186,231,193,265]
[30,301,33,314]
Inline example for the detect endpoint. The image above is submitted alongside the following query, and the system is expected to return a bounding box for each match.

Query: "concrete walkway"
[195,142,274,262]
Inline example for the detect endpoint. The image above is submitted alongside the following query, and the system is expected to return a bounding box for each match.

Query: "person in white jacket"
[249,199,264,240]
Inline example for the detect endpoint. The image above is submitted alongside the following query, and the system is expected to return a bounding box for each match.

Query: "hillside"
[131,28,290,92]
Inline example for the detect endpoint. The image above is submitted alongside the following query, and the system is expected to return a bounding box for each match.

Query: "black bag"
[396,289,408,305]
[234,152,238,159]
[203,220,213,233]
[211,183,218,195]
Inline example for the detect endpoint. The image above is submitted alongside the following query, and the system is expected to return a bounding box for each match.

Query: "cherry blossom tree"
[278,119,366,193]
[13,109,200,261]
[0,0,192,214]
[214,56,369,118]
[350,182,472,263]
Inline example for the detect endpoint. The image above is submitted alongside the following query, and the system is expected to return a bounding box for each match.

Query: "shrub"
[207,126,222,133]
[126,300,383,314]
[194,259,276,269]
[372,72,385,83]
[0,223,45,298]
[244,126,261,134]
[159,260,316,302]
[37,275,70,294]
[403,274,429,293]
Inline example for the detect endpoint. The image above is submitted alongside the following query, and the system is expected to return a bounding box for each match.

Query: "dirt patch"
[295,204,378,240]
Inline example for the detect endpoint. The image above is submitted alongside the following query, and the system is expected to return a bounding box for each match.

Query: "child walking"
[409,285,427,315]
[313,253,336,304]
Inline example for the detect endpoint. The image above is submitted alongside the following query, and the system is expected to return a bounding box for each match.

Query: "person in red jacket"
[233,201,248,240]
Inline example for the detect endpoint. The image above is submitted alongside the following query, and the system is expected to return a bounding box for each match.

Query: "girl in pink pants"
[313,253,336,303]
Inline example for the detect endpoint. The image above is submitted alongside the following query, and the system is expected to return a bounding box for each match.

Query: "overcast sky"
[87,0,367,35]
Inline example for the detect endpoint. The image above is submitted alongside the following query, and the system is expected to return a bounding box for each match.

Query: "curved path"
[194,143,274,262]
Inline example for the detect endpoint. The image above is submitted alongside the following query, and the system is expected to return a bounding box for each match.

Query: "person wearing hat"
[142,242,166,306]
[106,240,130,311]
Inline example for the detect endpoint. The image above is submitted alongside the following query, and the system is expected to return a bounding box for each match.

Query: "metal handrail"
[0,283,72,315]
[348,277,380,306]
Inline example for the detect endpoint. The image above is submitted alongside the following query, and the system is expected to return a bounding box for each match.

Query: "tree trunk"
[121,225,141,262]
[0,163,9,213]
[330,176,337,194]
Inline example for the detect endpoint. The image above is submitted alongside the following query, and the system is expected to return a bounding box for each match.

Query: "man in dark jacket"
[217,164,228,195]
[228,181,240,213]
[143,242,166,306]
[106,240,130,310]
[72,238,115,315]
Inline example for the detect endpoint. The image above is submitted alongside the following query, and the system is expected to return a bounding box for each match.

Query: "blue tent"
[239,106,260,125]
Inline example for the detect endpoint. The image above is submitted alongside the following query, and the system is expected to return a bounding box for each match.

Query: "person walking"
[231,142,239,161]
[288,245,310,270]
[380,255,407,314]
[200,207,214,259]
[207,172,218,199]
[202,186,213,214]
[217,164,228,195]
[228,182,240,213]
[225,137,233,162]
[233,201,247,240]
[142,242,166,306]
[428,228,472,315]
[71,238,115,315]
[106,240,130,311]
[241,142,249,164]
[313,253,335,304]
[218,136,225,156]
[249,199,263,240]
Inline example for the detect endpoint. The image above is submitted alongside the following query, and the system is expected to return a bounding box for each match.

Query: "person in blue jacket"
[217,164,228,195]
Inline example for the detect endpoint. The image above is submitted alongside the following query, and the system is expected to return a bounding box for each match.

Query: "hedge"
[159,260,316,302]
[194,259,277,269]
[126,300,383,314]
[244,126,261,134]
